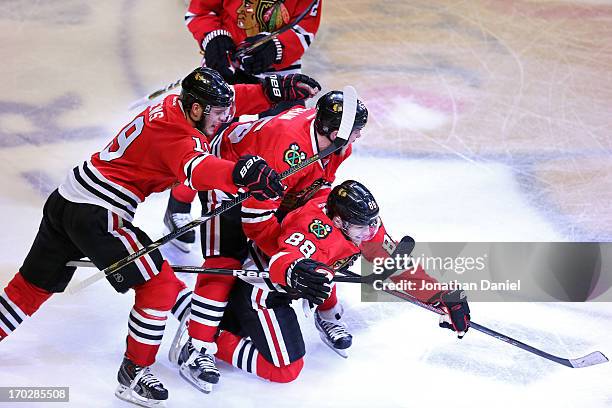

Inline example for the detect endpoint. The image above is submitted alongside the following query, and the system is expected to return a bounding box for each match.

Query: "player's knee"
[134,262,186,311]
[5,272,52,316]
[268,358,304,383]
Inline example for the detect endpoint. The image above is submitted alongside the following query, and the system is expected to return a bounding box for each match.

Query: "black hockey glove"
[233,155,284,201]
[262,74,322,103]
[431,289,471,338]
[239,34,283,75]
[286,259,333,305]
[203,33,236,82]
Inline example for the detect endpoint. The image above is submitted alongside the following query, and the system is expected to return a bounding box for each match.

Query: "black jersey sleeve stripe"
[82,162,139,208]
[73,167,135,218]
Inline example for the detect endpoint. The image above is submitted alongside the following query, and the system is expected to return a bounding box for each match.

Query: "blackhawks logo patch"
[308,219,332,239]
[283,143,307,167]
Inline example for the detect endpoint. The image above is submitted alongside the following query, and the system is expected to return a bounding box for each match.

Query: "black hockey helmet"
[314,91,368,137]
[327,180,379,225]
[327,180,380,243]
[180,67,234,112]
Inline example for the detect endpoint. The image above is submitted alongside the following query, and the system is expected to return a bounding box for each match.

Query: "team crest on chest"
[308,219,331,239]
[283,143,307,167]
[236,0,290,36]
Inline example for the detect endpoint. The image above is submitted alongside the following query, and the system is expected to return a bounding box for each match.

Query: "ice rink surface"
[1,1,611,407]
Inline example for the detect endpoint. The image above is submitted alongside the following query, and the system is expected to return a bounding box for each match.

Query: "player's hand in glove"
[262,74,321,103]
[286,259,333,305]
[233,155,284,201]
[431,289,471,338]
[203,33,236,81]
[238,33,282,75]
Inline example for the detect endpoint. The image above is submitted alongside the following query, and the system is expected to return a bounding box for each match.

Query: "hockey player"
[173,180,470,384]
[169,90,368,393]
[185,0,321,82]
[165,71,321,252]
[0,67,295,407]
[165,0,323,250]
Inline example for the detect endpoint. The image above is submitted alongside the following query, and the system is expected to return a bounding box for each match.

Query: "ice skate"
[115,357,168,408]
[315,304,353,359]
[177,339,220,394]
[163,195,195,253]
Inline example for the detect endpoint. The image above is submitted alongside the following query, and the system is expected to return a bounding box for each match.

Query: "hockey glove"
[431,289,471,338]
[286,259,333,305]
[203,32,236,81]
[239,33,283,75]
[262,74,322,103]
[233,155,284,201]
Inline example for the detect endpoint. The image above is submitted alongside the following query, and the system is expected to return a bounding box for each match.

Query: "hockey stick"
[128,0,317,110]
[68,86,358,294]
[67,260,370,283]
[340,268,609,368]
[128,78,182,110]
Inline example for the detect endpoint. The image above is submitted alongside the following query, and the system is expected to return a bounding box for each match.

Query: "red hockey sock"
[0,272,52,340]
[216,330,304,383]
[126,262,184,366]
[189,257,240,342]
[171,184,197,204]
[125,307,167,367]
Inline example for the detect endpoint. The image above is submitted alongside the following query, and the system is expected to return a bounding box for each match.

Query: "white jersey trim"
[58,160,141,222]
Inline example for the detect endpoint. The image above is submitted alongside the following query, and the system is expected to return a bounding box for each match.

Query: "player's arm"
[233,74,320,116]
[274,0,322,68]
[238,1,322,75]
[268,223,333,305]
[160,135,283,199]
[185,1,236,80]
[185,0,225,48]
[241,196,283,255]
[360,222,470,338]
[359,222,438,301]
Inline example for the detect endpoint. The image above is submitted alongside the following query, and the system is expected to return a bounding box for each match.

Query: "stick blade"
[569,351,609,368]
[336,85,358,142]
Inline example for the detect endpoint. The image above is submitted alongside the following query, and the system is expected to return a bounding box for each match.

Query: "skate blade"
[115,384,166,408]
[179,365,214,394]
[168,311,190,365]
[318,332,349,359]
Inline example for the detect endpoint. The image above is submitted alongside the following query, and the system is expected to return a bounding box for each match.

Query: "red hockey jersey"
[209,105,351,256]
[268,196,441,303]
[58,84,273,222]
[186,0,321,74]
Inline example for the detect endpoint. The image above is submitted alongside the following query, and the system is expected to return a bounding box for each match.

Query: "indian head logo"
[308,219,332,239]
[237,0,290,36]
